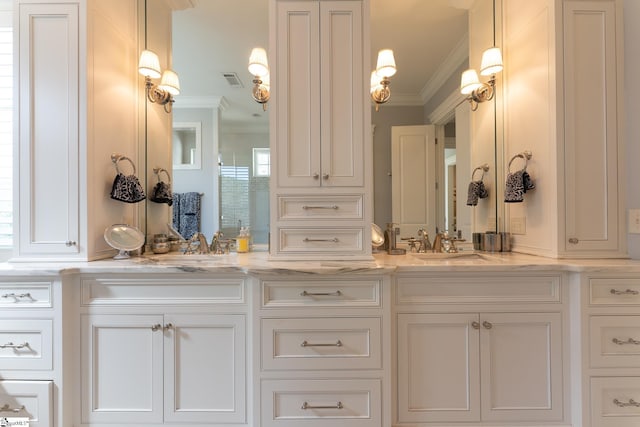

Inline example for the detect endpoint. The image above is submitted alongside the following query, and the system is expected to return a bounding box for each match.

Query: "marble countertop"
[3,250,640,276]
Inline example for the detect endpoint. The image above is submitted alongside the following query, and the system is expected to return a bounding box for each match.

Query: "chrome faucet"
[432,231,462,253]
[416,228,431,252]
[209,231,231,255]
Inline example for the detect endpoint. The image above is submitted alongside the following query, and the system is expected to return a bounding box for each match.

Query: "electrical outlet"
[511,217,526,235]
[629,209,640,234]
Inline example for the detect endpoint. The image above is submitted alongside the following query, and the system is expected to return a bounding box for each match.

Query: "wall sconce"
[248,47,270,111]
[138,49,180,113]
[460,47,503,111]
[370,49,397,112]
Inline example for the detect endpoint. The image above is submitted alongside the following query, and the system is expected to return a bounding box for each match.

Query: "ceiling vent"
[222,72,244,88]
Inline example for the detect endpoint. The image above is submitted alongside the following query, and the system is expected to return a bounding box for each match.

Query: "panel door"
[397,313,480,423]
[164,314,246,424]
[81,314,164,424]
[479,312,563,422]
[391,125,437,238]
[562,0,623,255]
[17,3,80,257]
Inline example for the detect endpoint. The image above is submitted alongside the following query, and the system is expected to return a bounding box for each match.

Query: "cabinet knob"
[163,323,174,331]
[65,240,77,247]
[151,324,162,331]
[568,238,579,244]
[313,173,320,179]
[471,321,480,330]
[482,321,493,329]
[322,173,329,180]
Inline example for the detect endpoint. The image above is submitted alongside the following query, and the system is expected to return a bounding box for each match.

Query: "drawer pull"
[151,324,162,331]
[301,401,343,410]
[302,205,339,210]
[300,290,343,297]
[613,337,640,345]
[610,288,640,295]
[303,237,339,243]
[0,404,25,413]
[301,340,343,347]
[613,398,640,407]
[0,342,29,349]
[482,321,493,329]
[163,323,174,331]
[1,292,34,301]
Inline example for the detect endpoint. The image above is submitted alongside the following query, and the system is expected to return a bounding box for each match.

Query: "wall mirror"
[144,0,500,245]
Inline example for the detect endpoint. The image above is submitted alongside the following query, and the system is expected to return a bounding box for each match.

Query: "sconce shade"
[375,49,397,78]
[480,47,503,76]
[138,49,161,79]
[460,69,482,95]
[248,47,269,77]
[370,70,381,94]
[261,72,270,90]
[158,69,180,96]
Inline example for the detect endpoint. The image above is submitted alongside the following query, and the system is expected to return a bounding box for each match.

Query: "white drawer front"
[591,278,640,305]
[262,317,381,370]
[277,228,364,254]
[261,379,381,427]
[396,275,561,304]
[0,380,52,427]
[591,377,640,426]
[278,195,363,220]
[0,320,52,371]
[591,316,640,367]
[0,281,53,308]
[262,279,381,308]
[81,277,245,305]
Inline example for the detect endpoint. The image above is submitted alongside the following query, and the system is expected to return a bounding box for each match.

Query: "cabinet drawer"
[277,228,364,254]
[262,317,381,370]
[0,281,53,308]
[395,275,561,304]
[590,316,640,368]
[0,320,52,370]
[277,195,363,220]
[81,277,245,305]
[0,380,52,427]
[261,379,381,427]
[590,278,640,305]
[262,279,381,308]
[591,377,640,426]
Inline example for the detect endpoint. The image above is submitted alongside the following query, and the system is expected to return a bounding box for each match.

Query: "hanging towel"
[172,193,182,235]
[466,180,489,206]
[174,192,201,239]
[505,170,535,203]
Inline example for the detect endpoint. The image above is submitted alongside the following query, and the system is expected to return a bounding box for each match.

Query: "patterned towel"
[171,192,202,239]
[466,180,489,206]
[505,170,535,203]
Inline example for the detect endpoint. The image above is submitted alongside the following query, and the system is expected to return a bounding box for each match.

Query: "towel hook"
[471,163,490,181]
[153,167,172,184]
[111,153,136,175]
[508,150,532,172]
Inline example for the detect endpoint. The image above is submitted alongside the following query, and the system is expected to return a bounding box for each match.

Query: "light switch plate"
[511,217,526,235]
[629,209,640,234]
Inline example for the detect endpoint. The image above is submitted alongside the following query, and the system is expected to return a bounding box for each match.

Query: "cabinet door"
[319,0,363,187]
[81,314,164,424]
[17,3,80,257]
[479,312,563,422]
[396,313,480,423]
[562,0,623,256]
[164,314,246,424]
[275,0,321,187]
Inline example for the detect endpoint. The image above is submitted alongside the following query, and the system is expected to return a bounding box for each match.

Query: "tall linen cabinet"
[269,0,373,260]
[14,0,144,261]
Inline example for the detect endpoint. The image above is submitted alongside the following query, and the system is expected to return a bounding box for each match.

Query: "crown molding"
[420,34,469,105]
[173,95,228,111]
[428,89,467,125]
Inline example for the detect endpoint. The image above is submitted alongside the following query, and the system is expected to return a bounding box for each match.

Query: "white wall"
[625,0,640,258]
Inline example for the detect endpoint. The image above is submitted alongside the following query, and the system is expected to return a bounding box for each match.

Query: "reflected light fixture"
[138,49,180,113]
[248,47,270,111]
[371,49,397,111]
[460,46,503,111]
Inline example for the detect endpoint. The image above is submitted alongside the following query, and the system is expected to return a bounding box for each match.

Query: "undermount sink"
[409,252,487,262]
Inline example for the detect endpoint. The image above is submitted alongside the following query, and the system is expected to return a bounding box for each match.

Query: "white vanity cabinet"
[394,273,567,425]
[79,275,248,426]
[15,1,143,261]
[0,277,59,427]
[269,0,372,259]
[582,274,640,427]
[255,275,390,427]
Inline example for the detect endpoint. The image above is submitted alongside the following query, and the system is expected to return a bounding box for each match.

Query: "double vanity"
[2,252,640,427]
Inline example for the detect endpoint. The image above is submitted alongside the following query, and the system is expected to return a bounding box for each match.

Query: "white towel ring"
[471,163,490,181]
[508,150,532,173]
[111,154,136,175]
[153,167,172,183]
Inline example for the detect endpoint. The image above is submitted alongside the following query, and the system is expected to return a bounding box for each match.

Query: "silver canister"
[483,232,502,252]
[472,232,484,250]
[499,232,512,252]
